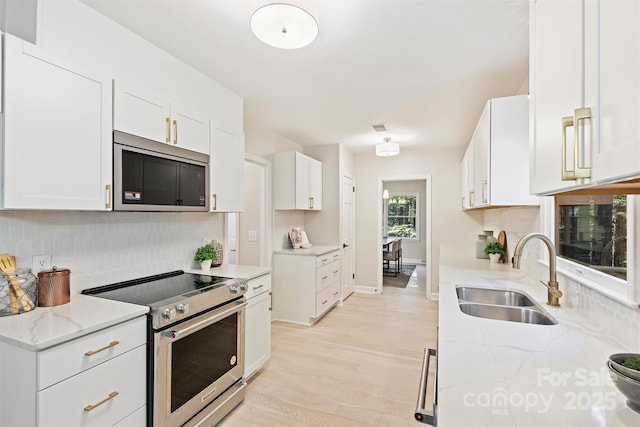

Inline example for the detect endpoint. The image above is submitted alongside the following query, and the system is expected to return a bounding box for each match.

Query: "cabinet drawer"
[315,282,340,317]
[38,345,146,427]
[38,316,146,390]
[245,273,272,300]
[316,262,340,292]
[113,405,146,427]
[316,250,340,268]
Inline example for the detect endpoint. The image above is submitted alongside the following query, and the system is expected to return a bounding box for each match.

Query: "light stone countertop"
[0,294,148,351]
[272,245,341,256]
[437,249,639,426]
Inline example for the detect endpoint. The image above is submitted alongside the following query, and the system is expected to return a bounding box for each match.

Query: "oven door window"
[170,312,239,412]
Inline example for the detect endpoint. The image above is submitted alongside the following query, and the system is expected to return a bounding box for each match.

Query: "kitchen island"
[437,250,639,426]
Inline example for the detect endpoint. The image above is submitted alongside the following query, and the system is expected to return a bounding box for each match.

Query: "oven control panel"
[152,279,247,329]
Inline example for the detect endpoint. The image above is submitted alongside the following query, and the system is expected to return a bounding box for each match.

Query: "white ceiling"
[80,0,529,154]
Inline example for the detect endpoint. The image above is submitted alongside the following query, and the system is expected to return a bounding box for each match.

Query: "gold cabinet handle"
[105,184,112,209]
[173,119,178,145]
[321,275,328,280]
[269,291,272,311]
[84,391,118,412]
[252,284,264,291]
[309,197,314,209]
[561,115,575,180]
[333,291,339,296]
[468,191,474,207]
[461,196,465,209]
[165,117,171,143]
[84,340,119,356]
[562,108,592,181]
[573,107,592,179]
[321,299,328,305]
[481,180,488,203]
[212,194,217,210]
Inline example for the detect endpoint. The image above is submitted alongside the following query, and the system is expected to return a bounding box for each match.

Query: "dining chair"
[396,238,403,269]
[383,239,400,276]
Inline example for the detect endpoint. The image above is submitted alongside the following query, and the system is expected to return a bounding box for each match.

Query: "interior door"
[341,175,355,299]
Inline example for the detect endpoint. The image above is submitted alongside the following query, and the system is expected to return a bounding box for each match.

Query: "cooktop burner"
[86,272,230,306]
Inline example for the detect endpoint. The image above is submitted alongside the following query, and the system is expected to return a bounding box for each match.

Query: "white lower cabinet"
[244,273,272,379]
[38,346,146,427]
[272,250,341,325]
[0,316,146,427]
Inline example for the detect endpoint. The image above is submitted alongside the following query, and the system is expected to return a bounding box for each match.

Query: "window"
[555,194,627,280]
[386,193,418,239]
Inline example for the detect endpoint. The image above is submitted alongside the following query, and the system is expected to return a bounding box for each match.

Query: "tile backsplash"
[0,211,223,293]
[562,273,640,352]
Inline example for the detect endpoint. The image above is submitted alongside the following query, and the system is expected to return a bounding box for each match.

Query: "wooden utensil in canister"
[0,253,36,311]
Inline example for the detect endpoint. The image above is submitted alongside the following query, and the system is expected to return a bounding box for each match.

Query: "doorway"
[378,175,433,298]
[226,154,271,267]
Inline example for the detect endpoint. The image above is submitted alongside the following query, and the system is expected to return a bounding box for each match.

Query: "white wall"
[355,147,483,292]
[37,0,243,134]
[239,161,263,266]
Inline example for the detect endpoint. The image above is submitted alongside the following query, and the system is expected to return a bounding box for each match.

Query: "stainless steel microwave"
[113,131,209,212]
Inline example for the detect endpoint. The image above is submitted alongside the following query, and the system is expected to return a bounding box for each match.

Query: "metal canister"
[37,267,71,307]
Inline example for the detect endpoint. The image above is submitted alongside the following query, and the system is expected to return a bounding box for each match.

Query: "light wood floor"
[221,265,438,426]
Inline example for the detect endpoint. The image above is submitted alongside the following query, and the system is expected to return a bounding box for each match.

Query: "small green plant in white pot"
[484,241,505,263]
[194,244,217,270]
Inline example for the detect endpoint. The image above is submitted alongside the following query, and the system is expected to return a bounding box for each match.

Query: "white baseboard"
[355,286,378,294]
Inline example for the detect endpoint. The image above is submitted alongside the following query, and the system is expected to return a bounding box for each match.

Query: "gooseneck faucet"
[512,232,563,307]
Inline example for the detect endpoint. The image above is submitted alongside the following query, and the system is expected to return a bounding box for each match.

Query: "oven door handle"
[166,299,246,340]
[415,347,437,424]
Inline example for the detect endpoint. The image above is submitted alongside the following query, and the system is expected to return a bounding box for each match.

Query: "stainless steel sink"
[458,302,557,325]
[456,286,557,326]
[456,287,535,307]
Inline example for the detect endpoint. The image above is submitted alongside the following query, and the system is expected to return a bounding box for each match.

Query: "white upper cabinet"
[461,142,474,209]
[2,33,112,210]
[530,0,640,195]
[274,151,323,210]
[210,128,245,212]
[113,81,210,154]
[461,95,536,210]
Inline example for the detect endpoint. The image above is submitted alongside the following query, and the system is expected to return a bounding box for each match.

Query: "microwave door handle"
[166,299,246,340]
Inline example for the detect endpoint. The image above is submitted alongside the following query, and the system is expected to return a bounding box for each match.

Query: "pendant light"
[250,1,319,50]
[376,138,400,157]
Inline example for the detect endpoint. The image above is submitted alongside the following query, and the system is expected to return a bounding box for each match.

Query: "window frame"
[543,195,638,304]
[385,192,420,241]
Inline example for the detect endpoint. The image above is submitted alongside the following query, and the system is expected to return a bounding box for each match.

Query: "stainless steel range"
[82,270,247,427]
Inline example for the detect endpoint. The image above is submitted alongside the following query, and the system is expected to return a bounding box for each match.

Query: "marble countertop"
[438,251,639,426]
[184,264,271,280]
[272,245,340,256]
[0,294,148,351]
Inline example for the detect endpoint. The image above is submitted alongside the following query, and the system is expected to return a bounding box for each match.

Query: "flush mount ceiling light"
[250,1,319,49]
[376,137,400,157]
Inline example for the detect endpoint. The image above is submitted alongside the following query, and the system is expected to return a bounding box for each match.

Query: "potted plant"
[484,241,505,263]
[194,244,217,270]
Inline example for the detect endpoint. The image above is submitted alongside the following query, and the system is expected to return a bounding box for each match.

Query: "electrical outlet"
[32,254,52,273]
[202,237,213,245]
